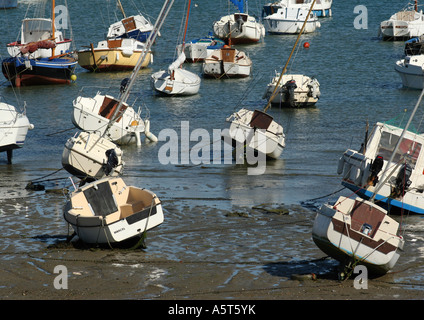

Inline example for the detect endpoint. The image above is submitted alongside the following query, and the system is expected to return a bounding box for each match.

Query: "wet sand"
[1,199,423,301]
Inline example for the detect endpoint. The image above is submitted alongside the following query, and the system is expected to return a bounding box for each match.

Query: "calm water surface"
[1,0,424,295]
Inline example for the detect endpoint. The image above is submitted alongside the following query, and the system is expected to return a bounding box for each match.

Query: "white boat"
[150,2,200,96]
[62,131,124,180]
[63,176,164,245]
[312,196,405,276]
[222,108,286,159]
[72,89,156,146]
[263,7,321,34]
[151,52,201,96]
[380,1,424,41]
[178,35,225,63]
[263,0,332,18]
[395,54,424,89]
[263,73,320,107]
[213,12,265,44]
[107,1,154,43]
[203,46,252,78]
[77,38,153,72]
[0,100,34,164]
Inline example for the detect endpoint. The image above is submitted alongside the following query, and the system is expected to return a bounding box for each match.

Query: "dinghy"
[63,176,164,245]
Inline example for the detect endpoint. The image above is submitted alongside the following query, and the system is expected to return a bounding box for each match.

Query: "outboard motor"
[368,155,384,186]
[392,163,412,197]
[283,80,297,107]
[103,149,119,176]
[120,78,130,95]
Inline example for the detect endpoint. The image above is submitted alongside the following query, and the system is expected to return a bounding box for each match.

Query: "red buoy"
[303,42,310,49]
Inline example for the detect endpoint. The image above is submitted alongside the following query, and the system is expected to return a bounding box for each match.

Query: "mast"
[182,0,191,50]
[52,0,55,56]
[117,0,126,18]
[370,88,424,202]
[263,0,316,113]
[415,0,418,12]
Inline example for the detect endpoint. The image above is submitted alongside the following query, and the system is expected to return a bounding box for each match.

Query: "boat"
[62,131,124,180]
[0,99,34,164]
[71,0,175,145]
[178,34,225,63]
[77,38,152,72]
[151,0,200,96]
[311,89,424,277]
[404,35,424,56]
[262,0,332,18]
[312,195,405,276]
[213,0,265,44]
[380,1,424,41]
[395,53,424,89]
[0,0,17,9]
[106,0,154,43]
[263,7,321,34]
[221,108,286,159]
[202,45,252,78]
[151,52,201,95]
[63,176,164,245]
[262,73,320,107]
[72,87,156,146]
[1,1,77,87]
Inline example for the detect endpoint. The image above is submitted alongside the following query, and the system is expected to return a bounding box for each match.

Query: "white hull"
[264,8,321,34]
[263,0,333,18]
[312,196,404,275]
[72,92,156,146]
[0,102,33,153]
[178,37,225,62]
[203,47,252,78]
[151,68,200,96]
[213,13,265,44]
[222,108,285,159]
[62,131,124,180]
[380,9,424,40]
[263,73,320,107]
[64,176,164,244]
[395,55,424,89]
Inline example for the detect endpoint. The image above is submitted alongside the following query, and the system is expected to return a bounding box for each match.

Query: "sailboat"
[63,176,164,245]
[107,0,155,43]
[77,1,153,72]
[0,99,34,164]
[213,0,265,44]
[202,45,252,79]
[178,34,225,63]
[1,0,77,87]
[150,0,201,96]
[380,1,424,41]
[222,0,317,158]
[311,90,424,277]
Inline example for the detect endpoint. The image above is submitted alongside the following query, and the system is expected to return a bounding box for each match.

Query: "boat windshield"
[377,131,421,168]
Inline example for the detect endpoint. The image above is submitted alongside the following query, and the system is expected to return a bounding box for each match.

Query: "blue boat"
[107,14,154,43]
[179,34,225,63]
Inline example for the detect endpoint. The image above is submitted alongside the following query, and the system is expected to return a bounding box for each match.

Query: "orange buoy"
[303,42,310,49]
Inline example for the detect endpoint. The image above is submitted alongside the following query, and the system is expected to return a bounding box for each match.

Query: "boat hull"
[63,177,164,244]
[312,197,404,275]
[395,57,424,89]
[213,14,265,44]
[77,48,151,72]
[2,56,77,87]
[151,69,201,96]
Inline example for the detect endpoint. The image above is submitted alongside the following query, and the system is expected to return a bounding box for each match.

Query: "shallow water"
[1,0,424,298]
